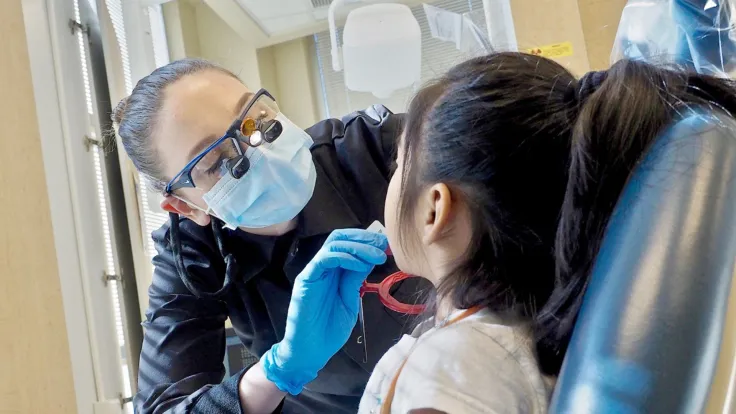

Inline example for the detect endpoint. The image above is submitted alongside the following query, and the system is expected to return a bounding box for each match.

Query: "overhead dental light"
[328,1,422,99]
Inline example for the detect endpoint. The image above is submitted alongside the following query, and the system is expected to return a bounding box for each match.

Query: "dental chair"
[549,109,736,413]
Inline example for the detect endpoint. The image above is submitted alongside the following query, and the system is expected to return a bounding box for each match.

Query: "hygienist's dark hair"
[112,58,243,297]
[111,58,239,191]
[397,52,736,375]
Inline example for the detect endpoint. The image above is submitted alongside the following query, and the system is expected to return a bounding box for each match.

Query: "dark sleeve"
[134,220,251,414]
[307,104,404,180]
[343,104,404,175]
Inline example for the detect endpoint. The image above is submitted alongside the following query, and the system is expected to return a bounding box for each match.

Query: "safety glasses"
[165,89,282,195]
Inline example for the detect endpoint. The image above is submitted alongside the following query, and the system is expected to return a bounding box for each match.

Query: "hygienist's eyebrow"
[187,134,219,160]
[185,91,256,161]
[233,91,255,117]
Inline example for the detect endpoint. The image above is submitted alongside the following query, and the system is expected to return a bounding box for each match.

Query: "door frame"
[21,0,131,412]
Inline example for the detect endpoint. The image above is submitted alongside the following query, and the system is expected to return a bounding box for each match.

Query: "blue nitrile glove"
[261,229,388,395]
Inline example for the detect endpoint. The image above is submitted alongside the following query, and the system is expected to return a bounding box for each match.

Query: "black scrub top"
[134,106,422,414]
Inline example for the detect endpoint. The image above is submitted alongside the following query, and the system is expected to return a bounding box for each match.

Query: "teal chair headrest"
[550,110,736,414]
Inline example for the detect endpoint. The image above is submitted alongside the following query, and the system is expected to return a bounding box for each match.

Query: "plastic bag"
[612,0,736,77]
[422,4,495,56]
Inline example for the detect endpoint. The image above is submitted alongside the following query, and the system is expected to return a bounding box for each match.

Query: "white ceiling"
[200,0,427,47]
[235,0,327,36]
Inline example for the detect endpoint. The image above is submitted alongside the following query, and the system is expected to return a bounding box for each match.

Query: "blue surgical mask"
[202,113,317,230]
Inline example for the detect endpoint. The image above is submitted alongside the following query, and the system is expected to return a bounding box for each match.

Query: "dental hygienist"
[114,59,417,414]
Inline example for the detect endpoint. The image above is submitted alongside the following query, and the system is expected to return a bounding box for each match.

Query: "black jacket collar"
[296,157,363,239]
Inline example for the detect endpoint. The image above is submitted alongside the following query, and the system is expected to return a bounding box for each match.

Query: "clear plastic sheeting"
[612,0,736,77]
[422,4,509,56]
[423,4,493,55]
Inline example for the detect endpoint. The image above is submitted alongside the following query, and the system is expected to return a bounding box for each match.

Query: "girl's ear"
[421,183,452,246]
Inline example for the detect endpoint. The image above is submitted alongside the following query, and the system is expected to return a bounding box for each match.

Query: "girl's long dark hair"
[398,52,736,375]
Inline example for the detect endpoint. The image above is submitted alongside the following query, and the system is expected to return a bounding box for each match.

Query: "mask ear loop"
[169,212,235,299]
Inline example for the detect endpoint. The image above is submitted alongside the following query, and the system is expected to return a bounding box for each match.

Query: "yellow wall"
[162,2,320,127]
[163,0,261,88]
[162,0,630,128]
[510,0,628,73]
[256,46,280,100]
[0,1,76,413]
[162,0,201,59]
[578,0,628,70]
[265,38,320,129]
[511,0,591,75]
[194,2,261,88]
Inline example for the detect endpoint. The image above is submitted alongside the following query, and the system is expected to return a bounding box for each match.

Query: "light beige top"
[358,308,554,413]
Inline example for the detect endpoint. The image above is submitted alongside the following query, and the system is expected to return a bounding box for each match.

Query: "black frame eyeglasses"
[165,89,283,195]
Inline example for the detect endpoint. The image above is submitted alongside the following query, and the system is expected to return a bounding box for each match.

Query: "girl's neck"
[434,295,459,325]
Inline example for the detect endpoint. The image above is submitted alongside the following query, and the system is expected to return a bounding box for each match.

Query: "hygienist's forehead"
[155,71,251,177]
[160,71,251,124]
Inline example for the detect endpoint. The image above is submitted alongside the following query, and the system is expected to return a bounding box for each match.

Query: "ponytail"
[535,59,736,375]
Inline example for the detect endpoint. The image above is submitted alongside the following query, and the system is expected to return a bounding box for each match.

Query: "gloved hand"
[261,228,388,395]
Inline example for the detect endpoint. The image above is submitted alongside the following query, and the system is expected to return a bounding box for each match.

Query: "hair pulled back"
[112,58,238,190]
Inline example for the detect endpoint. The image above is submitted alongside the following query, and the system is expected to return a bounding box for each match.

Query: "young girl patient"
[357,52,736,413]
[357,53,570,413]
[246,52,736,413]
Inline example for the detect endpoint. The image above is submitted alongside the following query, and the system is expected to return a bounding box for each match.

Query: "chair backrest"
[549,109,736,414]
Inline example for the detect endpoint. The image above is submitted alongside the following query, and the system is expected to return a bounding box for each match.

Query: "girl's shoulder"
[413,309,535,363]
[397,310,551,413]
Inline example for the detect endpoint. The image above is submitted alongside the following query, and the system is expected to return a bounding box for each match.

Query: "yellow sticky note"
[524,41,574,59]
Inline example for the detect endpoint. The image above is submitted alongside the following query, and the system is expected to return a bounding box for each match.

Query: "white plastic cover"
[612,0,736,77]
[342,4,422,99]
